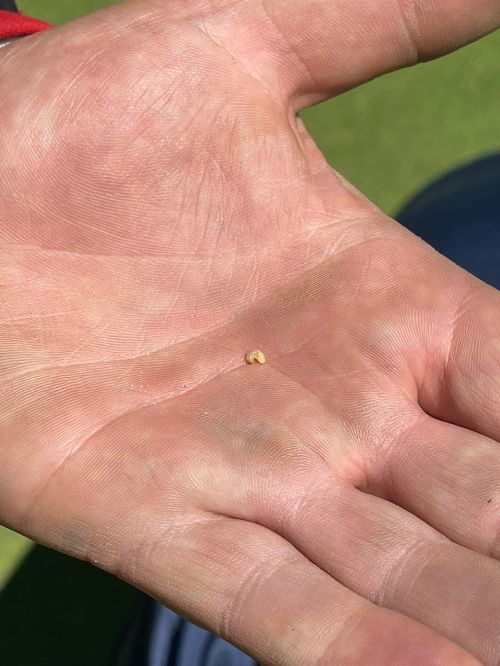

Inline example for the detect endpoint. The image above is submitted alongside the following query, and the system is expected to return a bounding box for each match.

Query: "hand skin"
[0,1,499,663]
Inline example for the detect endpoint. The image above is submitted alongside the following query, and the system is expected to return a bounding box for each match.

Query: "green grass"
[0,528,31,585]
[2,1,500,662]
[19,0,119,24]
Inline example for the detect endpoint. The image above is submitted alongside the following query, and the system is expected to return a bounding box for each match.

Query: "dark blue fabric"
[113,597,259,665]
[0,0,17,12]
[397,153,500,289]
[147,604,257,666]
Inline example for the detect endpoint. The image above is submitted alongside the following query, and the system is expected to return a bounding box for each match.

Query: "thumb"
[194,0,500,108]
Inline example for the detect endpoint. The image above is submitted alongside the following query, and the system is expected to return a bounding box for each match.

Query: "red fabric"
[0,9,50,39]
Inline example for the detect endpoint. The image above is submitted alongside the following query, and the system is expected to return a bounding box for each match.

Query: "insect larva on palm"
[245,349,266,365]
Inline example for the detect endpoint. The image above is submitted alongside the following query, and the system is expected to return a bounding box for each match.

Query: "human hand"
[0,1,499,663]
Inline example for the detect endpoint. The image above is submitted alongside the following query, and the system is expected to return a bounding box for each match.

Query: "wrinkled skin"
[1,1,500,663]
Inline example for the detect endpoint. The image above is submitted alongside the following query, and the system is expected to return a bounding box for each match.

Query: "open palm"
[1,1,499,663]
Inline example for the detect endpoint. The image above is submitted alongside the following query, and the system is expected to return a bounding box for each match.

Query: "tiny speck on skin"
[245,349,266,365]
[487,498,492,504]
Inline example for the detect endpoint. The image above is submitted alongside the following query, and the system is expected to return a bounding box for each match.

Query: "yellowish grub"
[245,349,266,365]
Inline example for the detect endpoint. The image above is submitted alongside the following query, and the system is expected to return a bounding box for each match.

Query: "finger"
[114,514,480,666]
[269,0,500,105]
[8,392,478,666]
[419,284,500,443]
[17,472,477,665]
[247,482,500,665]
[193,0,500,106]
[378,413,500,558]
[185,374,500,666]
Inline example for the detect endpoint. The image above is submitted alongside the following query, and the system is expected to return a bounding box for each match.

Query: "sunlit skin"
[0,1,499,663]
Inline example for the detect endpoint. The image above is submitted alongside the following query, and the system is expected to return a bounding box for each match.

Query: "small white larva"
[245,349,266,365]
